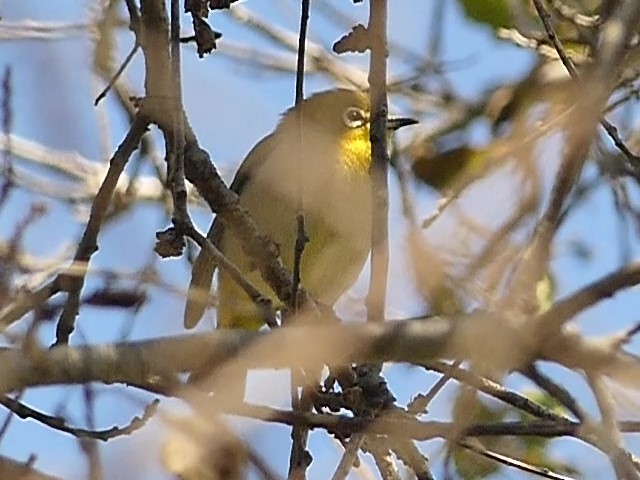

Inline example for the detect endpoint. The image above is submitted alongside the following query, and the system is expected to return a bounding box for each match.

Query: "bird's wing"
[183,133,277,329]
[228,132,276,194]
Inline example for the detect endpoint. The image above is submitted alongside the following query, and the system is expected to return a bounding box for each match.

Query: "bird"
[184,88,417,330]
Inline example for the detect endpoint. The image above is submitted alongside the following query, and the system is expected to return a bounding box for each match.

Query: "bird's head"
[281,89,417,176]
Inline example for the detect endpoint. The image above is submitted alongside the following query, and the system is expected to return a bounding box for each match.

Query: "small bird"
[184,88,417,330]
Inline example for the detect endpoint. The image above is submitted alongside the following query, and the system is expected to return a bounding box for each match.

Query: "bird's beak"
[388,117,419,131]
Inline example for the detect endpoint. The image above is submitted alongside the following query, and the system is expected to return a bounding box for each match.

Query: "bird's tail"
[184,221,220,329]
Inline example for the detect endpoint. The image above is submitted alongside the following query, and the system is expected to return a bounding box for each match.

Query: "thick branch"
[1,315,639,394]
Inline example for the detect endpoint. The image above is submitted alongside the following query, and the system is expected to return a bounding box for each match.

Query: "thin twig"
[331,433,365,480]
[0,280,61,329]
[366,0,390,326]
[457,439,577,480]
[588,373,640,479]
[0,67,14,212]
[522,364,584,421]
[535,261,640,335]
[290,0,310,314]
[409,360,462,415]
[228,5,367,88]
[54,115,149,346]
[247,448,280,480]
[80,384,102,480]
[364,437,400,480]
[0,390,22,447]
[506,0,640,316]
[423,361,570,422]
[0,21,94,40]
[94,42,140,106]
[531,0,639,163]
[184,226,276,328]
[288,1,312,479]
[0,395,158,441]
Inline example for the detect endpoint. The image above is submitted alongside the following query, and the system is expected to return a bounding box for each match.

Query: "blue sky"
[2,1,639,478]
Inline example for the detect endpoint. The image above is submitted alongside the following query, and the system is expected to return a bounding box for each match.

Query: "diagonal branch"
[54,115,149,346]
[506,0,640,317]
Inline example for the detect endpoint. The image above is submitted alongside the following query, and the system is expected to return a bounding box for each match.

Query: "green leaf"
[410,146,489,194]
[450,390,504,478]
[536,273,556,314]
[459,0,513,30]
[452,445,500,479]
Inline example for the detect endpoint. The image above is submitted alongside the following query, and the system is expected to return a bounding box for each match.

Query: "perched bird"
[184,88,417,330]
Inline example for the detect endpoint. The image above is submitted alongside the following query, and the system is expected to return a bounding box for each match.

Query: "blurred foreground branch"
[1,312,639,394]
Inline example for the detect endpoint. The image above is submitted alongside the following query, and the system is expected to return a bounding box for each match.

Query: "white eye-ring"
[342,106,367,128]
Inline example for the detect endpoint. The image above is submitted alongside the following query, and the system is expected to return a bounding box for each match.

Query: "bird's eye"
[342,106,367,128]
